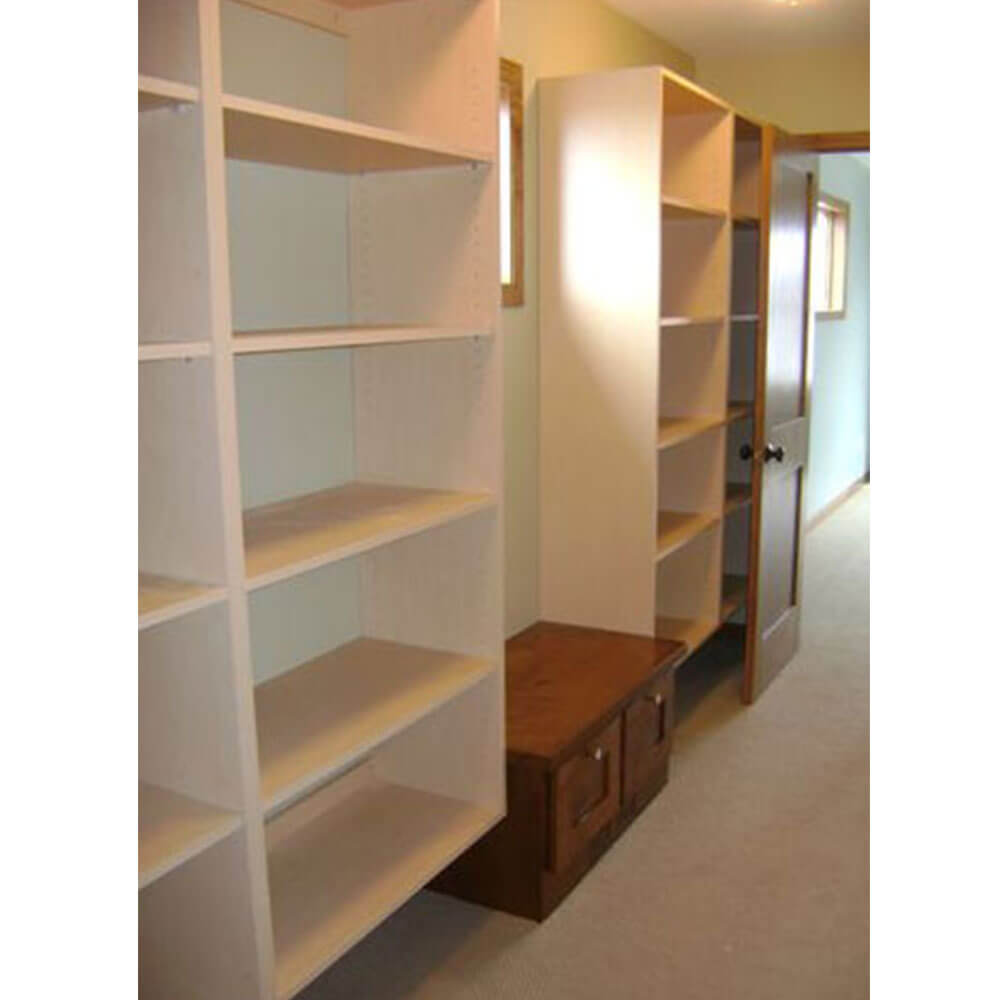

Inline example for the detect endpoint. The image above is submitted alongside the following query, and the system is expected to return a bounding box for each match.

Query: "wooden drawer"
[622,670,673,804]
[549,717,622,873]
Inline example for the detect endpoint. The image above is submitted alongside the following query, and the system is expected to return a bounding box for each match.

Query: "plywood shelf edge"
[139,74,200,110]
[232,324,492,354]
[139,341,213,363]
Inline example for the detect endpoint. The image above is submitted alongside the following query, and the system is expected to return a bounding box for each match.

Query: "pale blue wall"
[806,154,870,519]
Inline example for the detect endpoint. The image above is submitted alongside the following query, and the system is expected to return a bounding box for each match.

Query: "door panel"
[757,468,801,631]
[743,131,816,702]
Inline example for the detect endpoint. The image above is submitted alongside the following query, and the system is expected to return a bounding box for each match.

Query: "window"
[500,58,524,307]
[814,194,849,318]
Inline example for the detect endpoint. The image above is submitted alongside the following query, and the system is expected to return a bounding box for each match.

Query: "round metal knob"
[646,692,664,706]
[763,443,785,462]
[590,746,605,762]
[739,444,754,461]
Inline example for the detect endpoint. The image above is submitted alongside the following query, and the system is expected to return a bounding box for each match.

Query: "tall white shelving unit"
[138,1,503,997]
[539,66,762,664]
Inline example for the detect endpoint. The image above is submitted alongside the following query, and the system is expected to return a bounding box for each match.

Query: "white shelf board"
[656,510,719,562]
[243,482,494,590]
[138,341,212,363]
[268,780,497,1000]
[139,75,199,111]
[655,616,719,656]
[660,315,726,328]
[661,195,728,221]
[139,573,227,631]
[657,415,721,450]
[720,574,748,619]
[222,94,493,173]
[724,482,753,515]
[139,782,241,890]
[256,638,494,816]
[232,325,490,354]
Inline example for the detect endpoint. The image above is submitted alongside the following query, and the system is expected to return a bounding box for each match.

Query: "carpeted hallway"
[303,488,870,1000]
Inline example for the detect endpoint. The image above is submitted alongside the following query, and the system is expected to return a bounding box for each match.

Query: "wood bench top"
[505,622,687,763]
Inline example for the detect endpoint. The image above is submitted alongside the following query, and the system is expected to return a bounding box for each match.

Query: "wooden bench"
[432,622,686,920]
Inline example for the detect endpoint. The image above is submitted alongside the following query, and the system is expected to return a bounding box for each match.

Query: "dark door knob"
[763,443,785,462]
[739,444,754,461]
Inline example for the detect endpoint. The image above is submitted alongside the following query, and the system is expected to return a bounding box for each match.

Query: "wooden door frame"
[792,131,869,153]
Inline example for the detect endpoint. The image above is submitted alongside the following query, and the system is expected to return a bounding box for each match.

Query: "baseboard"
[806,476,867,532]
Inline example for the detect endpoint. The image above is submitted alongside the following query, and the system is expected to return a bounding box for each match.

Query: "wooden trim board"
[793,131,870,153]
[501,58,525,308]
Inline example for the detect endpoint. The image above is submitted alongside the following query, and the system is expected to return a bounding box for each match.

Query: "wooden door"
[743,130,817,702]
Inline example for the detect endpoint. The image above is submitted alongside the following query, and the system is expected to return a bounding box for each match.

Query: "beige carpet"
[302,488,870,1000]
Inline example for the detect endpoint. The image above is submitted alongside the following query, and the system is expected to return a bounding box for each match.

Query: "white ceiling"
[601,0,869,58]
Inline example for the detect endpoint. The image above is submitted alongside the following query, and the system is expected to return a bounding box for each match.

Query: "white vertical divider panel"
[194,0,274,994]
[539,68,663,637]
[345,0,495,151]
[139,604,243,809]
[139,0,202,84]
[138,105,213,346]
[138,359,228,583]
[140,831,263,1000]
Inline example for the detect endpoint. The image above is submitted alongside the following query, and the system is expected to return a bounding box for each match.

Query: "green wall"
[807,154,870,519]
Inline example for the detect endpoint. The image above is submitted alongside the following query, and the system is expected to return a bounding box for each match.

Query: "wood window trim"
[794,131,869,153]
[815,192,850,320]
[500,58,524,308]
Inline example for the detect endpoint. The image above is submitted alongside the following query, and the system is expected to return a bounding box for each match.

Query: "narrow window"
[500,58,524,307]
[814,194,849,318]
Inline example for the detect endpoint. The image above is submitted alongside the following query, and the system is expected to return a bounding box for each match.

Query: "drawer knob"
[646,692,664,707]
[590,746,605,762]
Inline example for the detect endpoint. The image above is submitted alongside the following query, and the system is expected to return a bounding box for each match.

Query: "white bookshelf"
[541,66,757,660]
[138,0,502,996]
